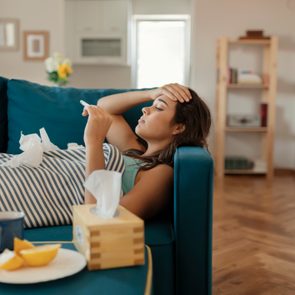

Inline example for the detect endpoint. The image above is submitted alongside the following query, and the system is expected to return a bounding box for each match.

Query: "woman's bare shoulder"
[136,163,173,184]
[151,164,173,174]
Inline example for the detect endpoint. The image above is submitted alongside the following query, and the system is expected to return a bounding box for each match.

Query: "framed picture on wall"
[23,31,49,61]
[0,18,20,51]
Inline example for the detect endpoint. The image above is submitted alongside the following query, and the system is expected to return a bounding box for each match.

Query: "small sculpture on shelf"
[227,114,260,127]
[239,30,270,40]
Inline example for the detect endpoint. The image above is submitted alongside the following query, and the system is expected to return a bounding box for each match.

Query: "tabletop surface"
[0,242,150,295]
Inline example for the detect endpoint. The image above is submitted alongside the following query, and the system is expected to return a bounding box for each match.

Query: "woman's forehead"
[156,95,177,108]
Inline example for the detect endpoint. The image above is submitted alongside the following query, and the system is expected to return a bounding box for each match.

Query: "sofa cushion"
[7,79,123,154]
[0,76,8,152]
[7,79,151,154]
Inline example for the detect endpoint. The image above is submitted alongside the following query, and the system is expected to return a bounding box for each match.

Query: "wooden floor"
[213,172,295,295]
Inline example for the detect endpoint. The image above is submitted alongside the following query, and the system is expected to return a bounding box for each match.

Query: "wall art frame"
[0,18,20,51]
[23,30,49,61]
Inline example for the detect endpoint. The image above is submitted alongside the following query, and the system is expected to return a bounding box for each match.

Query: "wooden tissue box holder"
[73,204,145,270]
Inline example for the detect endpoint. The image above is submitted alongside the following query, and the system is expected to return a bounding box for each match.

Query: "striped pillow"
[0,144,124,228]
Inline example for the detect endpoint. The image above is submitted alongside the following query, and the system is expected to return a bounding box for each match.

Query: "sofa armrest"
[174,146,213,295]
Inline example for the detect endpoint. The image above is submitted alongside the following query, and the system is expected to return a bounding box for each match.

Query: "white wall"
[0,0,294,169]
[0,0,64,84]
[0,0,190,87]
[133,0,190,14]
[69,0,191,88]
[191,0,295,169]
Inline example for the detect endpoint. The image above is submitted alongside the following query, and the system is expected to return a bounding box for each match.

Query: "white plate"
[0,248,87,284]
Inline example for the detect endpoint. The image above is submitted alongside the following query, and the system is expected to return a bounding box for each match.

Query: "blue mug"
[0,211,25,252]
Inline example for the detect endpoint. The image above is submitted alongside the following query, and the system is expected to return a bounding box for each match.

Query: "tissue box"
[73,204,145,270]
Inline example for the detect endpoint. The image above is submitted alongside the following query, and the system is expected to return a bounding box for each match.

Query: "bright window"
[132,15,191,88]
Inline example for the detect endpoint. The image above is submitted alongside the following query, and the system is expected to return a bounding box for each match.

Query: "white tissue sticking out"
[3,128,59,168]
[40,128,59,152]
[85,170,122,219]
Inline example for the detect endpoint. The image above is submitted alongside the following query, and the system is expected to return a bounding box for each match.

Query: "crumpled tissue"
[67,142,84,150]
[85,170,122,219]
[3,128,59,168]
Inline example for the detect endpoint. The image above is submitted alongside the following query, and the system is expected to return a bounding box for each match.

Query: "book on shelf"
[225,156,254,170]
[228,68,238,84]
[238,70,262,84]
[260,103,268,127]
[228,69,263,85]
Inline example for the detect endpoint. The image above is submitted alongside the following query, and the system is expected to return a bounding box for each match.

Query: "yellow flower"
[45,53,73,85]
[57,63,72,79]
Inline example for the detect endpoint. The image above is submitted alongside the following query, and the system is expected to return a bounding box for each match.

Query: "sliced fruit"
[0,249,24,271]
[14,237,34,255]
[20,244,61,267]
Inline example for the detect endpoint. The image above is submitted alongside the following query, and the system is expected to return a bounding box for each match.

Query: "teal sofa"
[0,77,213,295]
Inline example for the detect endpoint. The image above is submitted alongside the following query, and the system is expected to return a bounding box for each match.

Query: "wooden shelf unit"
[215,36,278,180]
[229,39,271,46]
[227,83,269,89]
[225,127,268,133]
[225,168,267,175]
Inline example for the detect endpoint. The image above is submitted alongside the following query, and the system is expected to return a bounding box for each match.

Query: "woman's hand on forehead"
[150,83,192,103]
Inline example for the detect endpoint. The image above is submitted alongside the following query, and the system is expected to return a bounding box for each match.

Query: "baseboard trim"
[274,168,295,176]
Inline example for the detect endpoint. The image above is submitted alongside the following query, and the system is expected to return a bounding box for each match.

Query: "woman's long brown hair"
[123,88,211,170]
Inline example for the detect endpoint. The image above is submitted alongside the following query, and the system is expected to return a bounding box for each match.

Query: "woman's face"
[135,95,178,142]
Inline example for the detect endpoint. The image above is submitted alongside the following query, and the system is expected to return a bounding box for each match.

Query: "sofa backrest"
[2,78,151,154]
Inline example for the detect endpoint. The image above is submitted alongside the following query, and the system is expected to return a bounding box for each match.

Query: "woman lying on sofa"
[0,83,210,227]
[83,83,211,219]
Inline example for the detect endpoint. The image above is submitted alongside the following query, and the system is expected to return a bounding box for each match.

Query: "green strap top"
[122,155,144,194]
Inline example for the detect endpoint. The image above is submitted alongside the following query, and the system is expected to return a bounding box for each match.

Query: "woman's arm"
[97,90,155,152]
[84,145,104,204]
[97,84,192,114]
[97,90,152,115]
[119,165,174,219]
[83,105,113,203]
[96,85,192,152]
